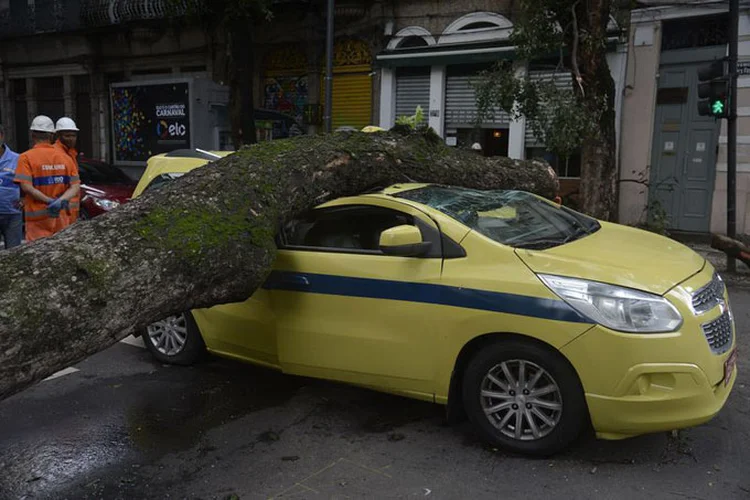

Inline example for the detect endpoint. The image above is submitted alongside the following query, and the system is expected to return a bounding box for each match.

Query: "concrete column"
[91,74,109,162]
[618,21,661,226]
[307,67,322,135]
[428,65,445,137]
[378,67,396,129]
[0,66,13,147]
[26,78,37,119]
[508,61,527,160]
[607,46,628,167]
[63,75,74,117]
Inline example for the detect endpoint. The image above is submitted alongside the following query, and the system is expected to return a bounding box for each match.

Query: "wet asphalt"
[1,291,749,500]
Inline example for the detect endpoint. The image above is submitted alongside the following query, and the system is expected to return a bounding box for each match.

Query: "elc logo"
[156,120,187,139]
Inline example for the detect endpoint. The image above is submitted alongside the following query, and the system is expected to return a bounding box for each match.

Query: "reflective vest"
[14,143,80,241]
[54,140,80,222]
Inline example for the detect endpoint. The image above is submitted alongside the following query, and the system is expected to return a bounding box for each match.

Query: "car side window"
[282,206,415,253]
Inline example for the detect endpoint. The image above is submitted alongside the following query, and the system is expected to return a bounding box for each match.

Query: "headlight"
[539,274,683,333]
[93,198,121,211]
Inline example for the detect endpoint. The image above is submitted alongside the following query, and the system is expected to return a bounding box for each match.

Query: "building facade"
[375,4,628,201]
[1,0,628,192]
[620,2,750,235]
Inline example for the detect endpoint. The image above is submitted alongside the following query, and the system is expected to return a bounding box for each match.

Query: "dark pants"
[0,213,23,249]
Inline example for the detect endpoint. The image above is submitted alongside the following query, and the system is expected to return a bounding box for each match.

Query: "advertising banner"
[111,81,192,165]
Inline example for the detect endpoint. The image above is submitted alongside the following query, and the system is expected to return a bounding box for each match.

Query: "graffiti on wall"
[263,75,308,124]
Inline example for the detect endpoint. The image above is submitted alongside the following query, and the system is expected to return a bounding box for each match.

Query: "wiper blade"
[514,238,567,250]
[515,231,584,250]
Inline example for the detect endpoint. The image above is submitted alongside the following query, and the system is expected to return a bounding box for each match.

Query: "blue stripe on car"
[263,271,590,324]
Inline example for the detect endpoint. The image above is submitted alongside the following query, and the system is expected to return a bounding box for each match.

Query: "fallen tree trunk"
[0,129,557,400]
[711,233,750,269]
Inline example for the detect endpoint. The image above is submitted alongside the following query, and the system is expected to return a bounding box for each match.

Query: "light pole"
[324,0,334,133]
[727,0,739,271]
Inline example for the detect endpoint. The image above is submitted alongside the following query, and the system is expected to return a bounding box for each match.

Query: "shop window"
[453,128,509,157]
[526,147,581,178]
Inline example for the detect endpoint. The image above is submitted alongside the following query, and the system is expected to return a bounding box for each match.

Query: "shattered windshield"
[396,186,600,250]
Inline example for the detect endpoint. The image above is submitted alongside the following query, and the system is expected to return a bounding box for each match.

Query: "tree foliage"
[395,105,426,130]
[475,0,619,220]
[476,63,594,162]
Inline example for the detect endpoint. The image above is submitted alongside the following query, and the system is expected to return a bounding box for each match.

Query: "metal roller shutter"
[524,70,574,148]
[328,72,372,130]
[396,67,430,119]
[445,69,509,128]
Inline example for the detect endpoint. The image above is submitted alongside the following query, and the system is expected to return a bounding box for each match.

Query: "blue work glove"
[47,198,63,218]
[61,200,70,211]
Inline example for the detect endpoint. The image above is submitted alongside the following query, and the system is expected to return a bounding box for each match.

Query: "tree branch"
[570,0,585,97]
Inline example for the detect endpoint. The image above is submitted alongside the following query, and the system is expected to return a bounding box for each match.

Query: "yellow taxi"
[134,152,738,456]
[132,149,233,197]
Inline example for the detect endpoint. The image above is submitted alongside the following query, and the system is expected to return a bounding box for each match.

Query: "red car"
[77,157,137,219]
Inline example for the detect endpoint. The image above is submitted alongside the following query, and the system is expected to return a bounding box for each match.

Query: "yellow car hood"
[515,222,705,295]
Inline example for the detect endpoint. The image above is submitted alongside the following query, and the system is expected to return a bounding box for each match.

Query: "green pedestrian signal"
[697,60,729,118]
[712,99,725,115]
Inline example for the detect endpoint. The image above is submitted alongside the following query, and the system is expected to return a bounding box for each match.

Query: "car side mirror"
[379,225,431,257]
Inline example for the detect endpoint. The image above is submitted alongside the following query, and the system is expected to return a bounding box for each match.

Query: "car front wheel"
[462,339,588,456]
[141,312,205,365]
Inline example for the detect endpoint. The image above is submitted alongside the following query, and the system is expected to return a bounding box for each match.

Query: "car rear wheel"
[141,312,205,365]
[462,339,587,456]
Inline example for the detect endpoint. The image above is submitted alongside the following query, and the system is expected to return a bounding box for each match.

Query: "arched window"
[461,22,498,30]
[387,26,436,50]
[400,36,429,48]
[439,12,513,45]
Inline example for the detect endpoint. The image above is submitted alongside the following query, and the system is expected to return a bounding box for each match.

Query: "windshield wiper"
[514,228,588,250]
[514,238,568,250]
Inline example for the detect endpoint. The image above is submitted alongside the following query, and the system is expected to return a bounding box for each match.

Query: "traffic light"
[697,59,729,118]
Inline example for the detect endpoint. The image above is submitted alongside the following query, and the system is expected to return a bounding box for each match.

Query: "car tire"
[141,312,206,366]
[462,339,588,456]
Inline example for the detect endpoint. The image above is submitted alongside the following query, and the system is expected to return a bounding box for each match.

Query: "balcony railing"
[81,0,188,27]
[0,0,82,38]
[0,0,328,39]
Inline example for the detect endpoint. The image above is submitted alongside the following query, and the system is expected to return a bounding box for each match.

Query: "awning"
[376,45,516,68]
[376,37,620,68]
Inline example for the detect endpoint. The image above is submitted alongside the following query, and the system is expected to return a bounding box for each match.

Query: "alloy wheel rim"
[480,360,563,441]
[147,314,188,356]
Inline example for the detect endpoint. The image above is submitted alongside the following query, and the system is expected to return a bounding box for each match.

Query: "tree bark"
[0,130,558,401]
[572,0,618,221]
[229,20,257,148]
[711,233,750,268]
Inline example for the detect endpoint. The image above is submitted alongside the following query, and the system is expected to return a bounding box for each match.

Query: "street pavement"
[1,291,749,500]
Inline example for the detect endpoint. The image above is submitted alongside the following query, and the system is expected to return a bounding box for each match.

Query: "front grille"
[702,310,734,355]
[692,273,725,314]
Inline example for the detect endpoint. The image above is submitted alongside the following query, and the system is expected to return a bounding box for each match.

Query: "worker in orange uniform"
[14,116,80,242]
[53,117,80,223]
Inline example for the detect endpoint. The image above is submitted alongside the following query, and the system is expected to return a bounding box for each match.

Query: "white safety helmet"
[29,115,56,134]
[55,117,79,132]
[471,142,482,151]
